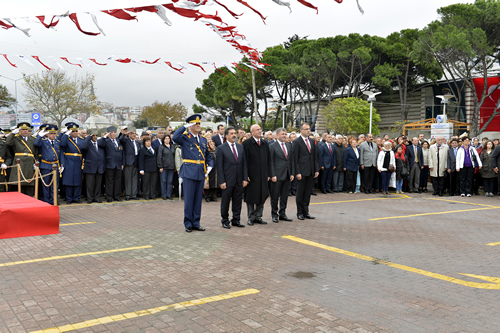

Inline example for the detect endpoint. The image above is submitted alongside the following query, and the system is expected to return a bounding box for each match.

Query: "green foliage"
[23,70,96,129]
[0,84,16,109]
[320,97,380,135]
[141,101,187,127]
[133,117,148,129]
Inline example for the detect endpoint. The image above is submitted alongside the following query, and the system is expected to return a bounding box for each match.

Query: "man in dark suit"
[406,137,424,193]
[243,124,271,226]
[212,124,225,147]
[292,123,319,220]
[319,134,336,194]
[216,126,248,229]
[151,129,163,150]
[358,133,378,194]
[447,138,460,196]
[101,126,124,202]
[81,130,106,204]
[119,128,140,200]
[269,128,295,223]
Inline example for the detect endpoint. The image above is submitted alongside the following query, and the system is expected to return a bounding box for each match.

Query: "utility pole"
[251,69,258,125]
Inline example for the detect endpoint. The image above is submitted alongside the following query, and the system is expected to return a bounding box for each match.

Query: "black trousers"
[363,166,376,192]
[483,177,495,193]
[459,166,474,195]
[296,174,314,216]
[271,178,290,218]
[105,168,122,200]
[123,165,138,199]
[449,170,459,195]
[85,173,103,202]
[220,184,243,224]
[143,171,158,199]
[432,177,444,194]
[346,170,357,192]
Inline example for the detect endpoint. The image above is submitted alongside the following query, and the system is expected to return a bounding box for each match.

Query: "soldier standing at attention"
[6,122,38,196]
[60,123,84,204]
[34,125,63,205]
[0,127,13,192]
[172,114,213,233]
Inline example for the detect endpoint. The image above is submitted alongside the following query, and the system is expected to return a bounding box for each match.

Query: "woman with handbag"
[394,145,408,194]
[377,141,396,194]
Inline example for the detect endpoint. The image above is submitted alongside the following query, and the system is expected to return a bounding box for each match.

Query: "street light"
[0,74,34,114]
[363,91,381,134]
[436,94,455,117]
[276,102,291,128]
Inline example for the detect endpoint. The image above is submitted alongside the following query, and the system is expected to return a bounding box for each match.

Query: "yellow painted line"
[311,196,407,205]
[0,245,152,267]
[30,288,260,333]
[486,242,500,246]
[60,222,96,226]
[425,197,500,208]
[282,235,500,289]
[369,207,500,221]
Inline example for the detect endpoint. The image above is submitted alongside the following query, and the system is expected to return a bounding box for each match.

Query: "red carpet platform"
[0,192,59,239]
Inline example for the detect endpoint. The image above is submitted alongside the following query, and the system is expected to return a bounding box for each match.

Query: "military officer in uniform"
[60,123,84,204]
[6,122,39,196]
[0,127,13,192]
[172,114,214,232]
[34,125,63,205]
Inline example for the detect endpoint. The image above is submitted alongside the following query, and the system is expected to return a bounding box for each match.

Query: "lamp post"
[276,102,291,128]
[362,91,381,134]
[436,94,455,116]
[0,74,34,115]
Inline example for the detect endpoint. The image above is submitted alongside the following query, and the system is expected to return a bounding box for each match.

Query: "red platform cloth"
[0,192,59,239]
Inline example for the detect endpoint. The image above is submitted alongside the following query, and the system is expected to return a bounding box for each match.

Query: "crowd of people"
[2,119,500,232]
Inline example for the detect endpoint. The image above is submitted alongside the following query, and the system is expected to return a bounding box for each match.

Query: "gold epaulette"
[15,133,20,137]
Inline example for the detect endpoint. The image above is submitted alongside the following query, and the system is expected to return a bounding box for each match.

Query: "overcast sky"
[1,0,465,114]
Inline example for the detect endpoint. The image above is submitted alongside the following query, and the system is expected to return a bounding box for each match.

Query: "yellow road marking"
[425,197,500,208]
[282,235,500,289]
[369,207,500,221]
[0,245,152,267]
[486,242,500,246]
[311,196,407,205]
[60,222,96,226]
[30,288,260,333]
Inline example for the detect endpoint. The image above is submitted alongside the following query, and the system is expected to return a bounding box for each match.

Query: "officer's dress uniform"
[172,119,213,231]
[60,133,84,203]
[6,127,39,196]
[34,130,63,204]
[0,133,13,192]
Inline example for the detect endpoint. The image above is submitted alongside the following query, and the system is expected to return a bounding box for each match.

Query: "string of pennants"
[0,53,261,75]
[0,0,361,71]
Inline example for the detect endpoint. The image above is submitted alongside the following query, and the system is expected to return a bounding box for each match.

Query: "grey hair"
[276,128,286,135]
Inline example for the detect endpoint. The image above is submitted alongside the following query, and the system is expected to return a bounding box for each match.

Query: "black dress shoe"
[67,201,71,205]
[321,190,328,194]
[125,197,130,201]
[255,219,268,224]
[185,227,192,233]
[449,193,454,196]
[304,214,315,219]
[326,190,333,193]
[432,192,438,195]
[272,217,279,223]
[439,192,443,196]
[74,200,82,204]
[96,199,102,203]
[131,197,138,200]
[192,226,205,231]
[279,216,293,221]
[205,198,211,202]
[247,220,254,226]
[311,192,317,196]
[288,193,292,197]
[232,223,245,228]
[87,201,93,204]
[114,197,122,202]
[297,214,305,220]
[212,199,218,202]
[222,223,231,229]
[365,190,370,194]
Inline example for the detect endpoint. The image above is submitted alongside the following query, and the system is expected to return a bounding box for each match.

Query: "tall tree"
[372,28,441,122]
[23,70,96,129]
[141,101,188,127]
[320,97,380,135]
[412,0,500,135]
[0,84,16,109]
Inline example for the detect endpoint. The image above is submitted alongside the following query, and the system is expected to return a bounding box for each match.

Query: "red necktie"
[282,142,287,159]
[231,144,238,162]
[305,138,311,153]
[328,144,332,155]
[257,139,260,146]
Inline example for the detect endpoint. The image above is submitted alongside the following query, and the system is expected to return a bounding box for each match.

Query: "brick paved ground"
[1,191,500,332]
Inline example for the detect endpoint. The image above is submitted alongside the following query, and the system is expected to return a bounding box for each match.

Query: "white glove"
[1,163,7,170]
[12,128,19,134]
[104,133,109,138]
[33,164,37,170]
[205,166,213,179]
[61,127,68,133]
[65,131,71,136]
[59,166,64,174]
[185,123,195,128]
[178,177,183,184]
[140,170,145,175]
[38,130,47,137]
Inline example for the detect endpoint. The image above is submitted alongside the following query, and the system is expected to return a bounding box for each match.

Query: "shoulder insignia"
[42,138,47,141]
[15,133,20,137]
[56,139,60,142]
